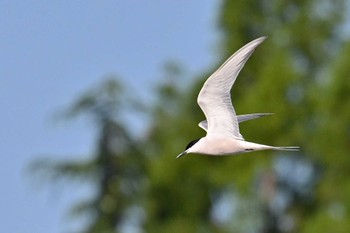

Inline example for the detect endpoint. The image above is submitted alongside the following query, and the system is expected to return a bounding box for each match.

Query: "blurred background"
[1,0,350,232]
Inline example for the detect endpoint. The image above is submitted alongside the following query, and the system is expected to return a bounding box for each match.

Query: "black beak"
[176,151,187,159]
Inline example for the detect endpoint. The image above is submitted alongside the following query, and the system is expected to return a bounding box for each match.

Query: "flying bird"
[177,37,299,158]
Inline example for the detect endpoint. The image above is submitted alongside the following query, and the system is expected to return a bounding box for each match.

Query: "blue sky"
[0,1,220,232]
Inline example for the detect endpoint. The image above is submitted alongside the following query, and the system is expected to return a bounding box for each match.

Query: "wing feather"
[198,113,273,132]
[197,37,266,139]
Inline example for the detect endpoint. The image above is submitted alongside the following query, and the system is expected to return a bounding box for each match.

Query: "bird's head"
[176,138,200,158]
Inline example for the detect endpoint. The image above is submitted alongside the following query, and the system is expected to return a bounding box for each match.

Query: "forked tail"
[241,141,299,152]
[272,146,299,151]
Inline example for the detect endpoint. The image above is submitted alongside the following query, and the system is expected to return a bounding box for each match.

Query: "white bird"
[177,37,299,158]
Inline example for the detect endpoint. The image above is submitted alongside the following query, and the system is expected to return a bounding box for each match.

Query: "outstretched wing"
[197,37,266,139]
[198,113,273,132]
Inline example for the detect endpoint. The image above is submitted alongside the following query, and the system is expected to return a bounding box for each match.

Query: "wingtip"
[252,36,268,43]
[250,36,268,46]
[259,113,274,116]
[256,112,274,118]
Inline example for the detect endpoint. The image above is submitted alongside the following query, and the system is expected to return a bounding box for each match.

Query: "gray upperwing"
[197,37,267,139]
[237,113,273,123]
[198,113,273,131]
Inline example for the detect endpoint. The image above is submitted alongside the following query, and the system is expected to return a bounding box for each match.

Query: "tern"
[177,37,299,158]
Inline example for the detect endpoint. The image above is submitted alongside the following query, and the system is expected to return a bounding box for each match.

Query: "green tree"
[31,79,145,233]
[31,1,350,232]
[144,0,348,232]
[302,40,350,233]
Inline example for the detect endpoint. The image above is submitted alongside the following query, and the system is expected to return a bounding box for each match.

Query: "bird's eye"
[185,139,200,150]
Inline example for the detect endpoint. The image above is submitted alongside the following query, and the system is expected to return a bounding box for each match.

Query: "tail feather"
[271,146,299,151]
[241,141,299,153]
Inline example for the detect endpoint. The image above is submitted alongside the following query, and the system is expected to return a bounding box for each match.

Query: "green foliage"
[30,0,350,232]
[302,40,350,233]
[30,79,145,233]
[144,0,350,232]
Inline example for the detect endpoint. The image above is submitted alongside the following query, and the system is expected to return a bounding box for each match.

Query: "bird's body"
[184,136,297,156]
[177,37,299,158]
